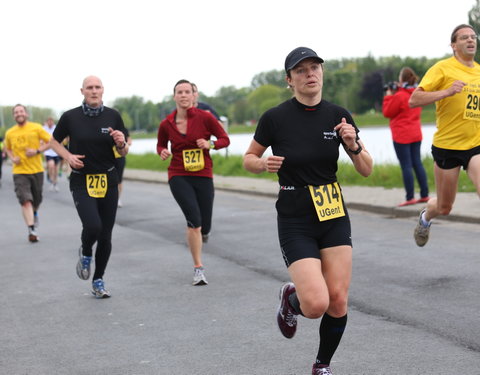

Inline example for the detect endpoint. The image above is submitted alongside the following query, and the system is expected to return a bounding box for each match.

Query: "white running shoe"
[192,267,208,286]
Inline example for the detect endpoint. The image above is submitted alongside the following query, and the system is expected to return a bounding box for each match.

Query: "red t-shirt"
[157,107,230,180]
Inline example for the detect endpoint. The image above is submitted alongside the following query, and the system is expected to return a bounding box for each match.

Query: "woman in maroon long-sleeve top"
[157,79,230,286]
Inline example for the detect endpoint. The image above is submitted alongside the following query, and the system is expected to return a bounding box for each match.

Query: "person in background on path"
[0,136,4,187]
[114,128,132,207]
[4,104,51,242]
[191,82,221,121]
[43,117,61,191]
[243,47,372,375]
[382,67,429,207]
[49,75,129,298]
[157,79,230,286]
[409,24,480,247]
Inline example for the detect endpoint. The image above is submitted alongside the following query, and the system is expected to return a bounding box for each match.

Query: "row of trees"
[0,54,443,134]
[111,55,444,132]
[0,54,461,134]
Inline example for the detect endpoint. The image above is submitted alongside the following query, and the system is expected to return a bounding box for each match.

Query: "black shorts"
[45,155,61,164]
[278,213,352,268]
[432,145,480,170]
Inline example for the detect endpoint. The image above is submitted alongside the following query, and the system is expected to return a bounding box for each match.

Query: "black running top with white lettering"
[254,97,358,186]
[254,98,359,217]
[53,106,127,174]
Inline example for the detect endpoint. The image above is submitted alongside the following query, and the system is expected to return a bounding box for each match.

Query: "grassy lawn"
[125,152,476,193]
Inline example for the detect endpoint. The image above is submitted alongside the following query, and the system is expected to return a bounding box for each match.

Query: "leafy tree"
[247,84,289,118]
[469,0,480,62]
[251,70,287,88]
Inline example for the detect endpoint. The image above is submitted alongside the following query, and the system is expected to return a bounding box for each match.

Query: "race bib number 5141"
[308,182,345,222]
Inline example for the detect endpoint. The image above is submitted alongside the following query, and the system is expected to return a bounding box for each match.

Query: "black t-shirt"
[254,97,358,217]
[53,106,127,174]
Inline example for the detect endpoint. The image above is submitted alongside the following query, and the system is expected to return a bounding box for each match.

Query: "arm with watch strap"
[334,117,373,177]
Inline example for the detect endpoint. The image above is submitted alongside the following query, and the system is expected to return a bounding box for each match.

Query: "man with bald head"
[50,76,129,298]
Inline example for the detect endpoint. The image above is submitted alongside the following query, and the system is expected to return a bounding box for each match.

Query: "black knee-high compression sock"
[288,292,304,316]
[316,313,348,366]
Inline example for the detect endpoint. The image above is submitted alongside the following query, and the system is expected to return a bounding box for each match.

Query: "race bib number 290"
[464,93,480,121]
[86,174,108,198]
[308,182,345,222]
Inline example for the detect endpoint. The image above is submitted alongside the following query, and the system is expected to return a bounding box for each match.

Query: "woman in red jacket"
[383,67,429,206]
[157,79,230,286]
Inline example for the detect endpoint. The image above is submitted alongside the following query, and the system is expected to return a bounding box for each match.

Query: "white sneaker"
[192,267,208,286]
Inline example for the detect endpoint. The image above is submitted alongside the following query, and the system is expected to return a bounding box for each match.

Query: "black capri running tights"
[71,184,118,280]
[169,176,214,235]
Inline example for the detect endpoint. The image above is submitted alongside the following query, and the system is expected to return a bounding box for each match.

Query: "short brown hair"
[12,104,27,114]
[173,79,193,94]
[451,24,475,43]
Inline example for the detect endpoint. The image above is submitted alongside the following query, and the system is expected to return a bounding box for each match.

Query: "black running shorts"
[278,213,352,267]
[432,145,480,170]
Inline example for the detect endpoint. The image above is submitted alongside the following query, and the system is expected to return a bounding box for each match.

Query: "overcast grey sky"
[0,0,476,115]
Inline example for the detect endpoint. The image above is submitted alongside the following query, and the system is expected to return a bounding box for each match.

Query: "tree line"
[0,54,458,135]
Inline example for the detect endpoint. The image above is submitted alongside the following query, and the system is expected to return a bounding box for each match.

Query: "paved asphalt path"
[1,174,479,375]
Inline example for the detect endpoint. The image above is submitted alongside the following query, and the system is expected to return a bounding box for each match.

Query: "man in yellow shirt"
[5,104,51,242]
[410,24,480,246]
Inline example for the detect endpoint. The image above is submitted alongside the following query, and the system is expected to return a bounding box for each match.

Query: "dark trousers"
[71,185,118,280]
[393,141,429,200]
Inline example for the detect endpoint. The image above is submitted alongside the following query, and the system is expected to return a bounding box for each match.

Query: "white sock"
[421,212,431,226]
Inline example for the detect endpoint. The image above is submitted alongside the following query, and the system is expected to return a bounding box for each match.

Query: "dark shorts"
[13,172,44,208]
[45,155,61,164]
[278,213,352,268]
[432,145,480,170]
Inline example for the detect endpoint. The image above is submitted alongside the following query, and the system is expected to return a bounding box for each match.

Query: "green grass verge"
[125,152,476,193]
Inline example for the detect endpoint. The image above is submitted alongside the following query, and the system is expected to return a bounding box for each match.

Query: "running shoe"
[76,246,92,280]
[414,208,431,247]
[192,267,208,286]
[202,233,209,243]
[312,363,333,375]
[277,282,298,339]
[92,279,111,299]
[28,227,39,243]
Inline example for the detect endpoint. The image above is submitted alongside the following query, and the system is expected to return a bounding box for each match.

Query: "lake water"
[130,124,437,164]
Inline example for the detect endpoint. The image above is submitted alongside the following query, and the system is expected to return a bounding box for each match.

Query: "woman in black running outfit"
[244,47,373,375]
[50,75,128,299]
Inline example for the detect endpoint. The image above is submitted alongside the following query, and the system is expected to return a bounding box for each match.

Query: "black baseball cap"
[284,47,324,73]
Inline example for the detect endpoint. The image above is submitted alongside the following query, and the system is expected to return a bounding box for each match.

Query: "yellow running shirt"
[418,56,480,150]
[5,122,51,174]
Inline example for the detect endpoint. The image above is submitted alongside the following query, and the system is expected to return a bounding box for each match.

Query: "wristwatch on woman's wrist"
[348,140,362,155]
